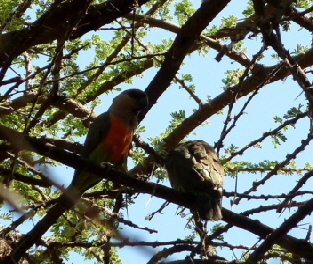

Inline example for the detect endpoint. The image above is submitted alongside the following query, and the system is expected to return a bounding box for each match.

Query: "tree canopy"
[0,0,313,263]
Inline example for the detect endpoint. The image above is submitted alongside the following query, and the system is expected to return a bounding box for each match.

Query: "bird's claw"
[100,162,114,171]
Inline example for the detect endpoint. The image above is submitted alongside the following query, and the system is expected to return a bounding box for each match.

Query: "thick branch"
[0,0,150,68]
[246,196,313,263]
[163,47,313,149]
[0,168,50,187]
[222,209,313,261]
[144,0,232,115]
[126,13,251,67]
[1,123,313,262]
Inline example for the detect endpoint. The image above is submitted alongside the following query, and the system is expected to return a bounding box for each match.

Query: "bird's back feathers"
[165,140,224,220]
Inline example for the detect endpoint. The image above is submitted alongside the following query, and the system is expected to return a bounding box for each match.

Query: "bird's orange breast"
[99,113,132,163]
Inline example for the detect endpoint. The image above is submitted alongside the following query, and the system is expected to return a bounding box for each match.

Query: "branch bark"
[0,0,150,69]
[144,0,232,114]
[245,196,313,263]
[163,47,313,149]
[1,123,313,262]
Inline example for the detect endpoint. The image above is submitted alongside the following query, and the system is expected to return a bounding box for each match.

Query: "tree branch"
[144,0,232,116]
[245,196,313,263]
[0,0,150,69]
[1,123,313,262]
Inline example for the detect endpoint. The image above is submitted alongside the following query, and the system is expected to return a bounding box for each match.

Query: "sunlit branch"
[45,53,165,84]
[215,45,266,153]
[232,132,313,205]
[126,13,251,67]
[277,169,313,213]
[255,0,313,130]
[145,201,170,221]
[0,167,50,188]
[227,167,311,174]
[286,6,313,32]
[242,201,304,215]
[48,239,197,249]
[1,123,313,262]
[224,190,313,200]
[46,58,155,127]
[161,46,313,155]
[245,196,313,263]
[225,111,308,162]
[132,134,165,165]
[174,76,202,105]
[25,39,66,133]
[147,244,196,264]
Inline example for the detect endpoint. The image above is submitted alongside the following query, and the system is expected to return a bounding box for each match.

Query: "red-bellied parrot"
[6,89,149,263]
[69,88,149,195]
[165,140,224,220]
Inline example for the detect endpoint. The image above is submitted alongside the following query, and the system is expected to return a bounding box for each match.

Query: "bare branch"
[245,197,313,263]
[232,132,313,205]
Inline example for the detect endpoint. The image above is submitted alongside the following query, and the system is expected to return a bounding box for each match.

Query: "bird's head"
[111,88,149,116]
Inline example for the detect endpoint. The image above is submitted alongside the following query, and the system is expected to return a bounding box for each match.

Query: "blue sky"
[64,1,313,263]
[2,0,313,263]
[75,2,312,263]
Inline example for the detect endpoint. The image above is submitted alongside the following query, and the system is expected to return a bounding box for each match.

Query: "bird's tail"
[196,190,223,221]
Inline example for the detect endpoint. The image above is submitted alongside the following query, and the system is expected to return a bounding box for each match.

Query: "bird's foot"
[100,161,114,171]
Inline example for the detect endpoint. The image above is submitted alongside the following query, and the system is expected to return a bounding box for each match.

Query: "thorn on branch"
[305,224,312,242]
[276,169,313,213]
[232,131,313,206]
[145,201,170,221]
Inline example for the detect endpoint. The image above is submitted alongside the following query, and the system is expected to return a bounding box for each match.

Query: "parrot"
[165,140,224,220]
[6,89,149,263]
[69,88,149,195]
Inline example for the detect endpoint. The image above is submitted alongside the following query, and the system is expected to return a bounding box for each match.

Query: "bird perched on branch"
[5,89,149,263]
[70,88,149,195]
[165,140,224,220]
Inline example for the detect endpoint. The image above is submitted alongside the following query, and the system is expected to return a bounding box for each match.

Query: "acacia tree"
[0,0,313,263]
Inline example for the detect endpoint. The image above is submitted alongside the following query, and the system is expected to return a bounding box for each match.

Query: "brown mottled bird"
[165,140,224,220]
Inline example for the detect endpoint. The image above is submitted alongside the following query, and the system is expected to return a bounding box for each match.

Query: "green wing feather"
[69,88,148,195]
[70,112,111,194]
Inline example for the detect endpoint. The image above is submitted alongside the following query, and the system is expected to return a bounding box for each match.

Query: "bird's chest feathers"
[98,114,133,163]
